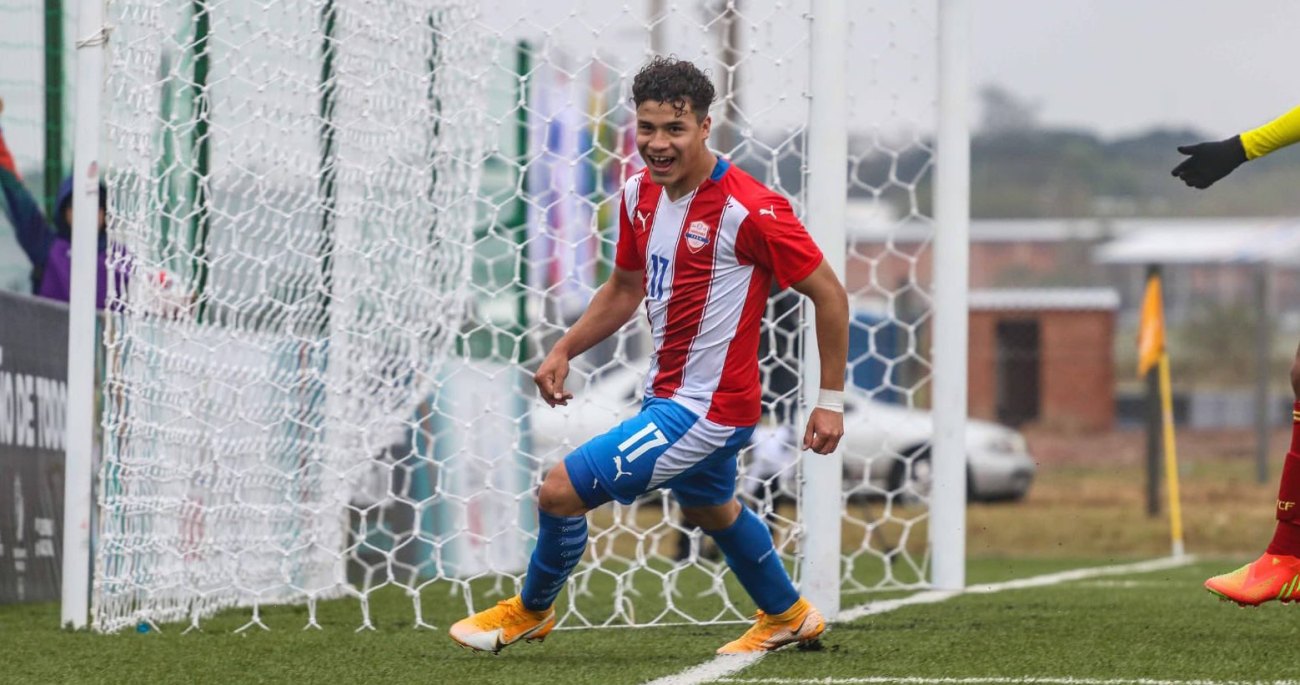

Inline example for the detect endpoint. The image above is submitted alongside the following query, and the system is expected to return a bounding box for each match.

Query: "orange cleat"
[1205,553,1300,606]
[448,596,556,653]
[716,597,826,654]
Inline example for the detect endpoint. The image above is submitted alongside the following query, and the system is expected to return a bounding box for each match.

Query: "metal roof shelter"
[1093,220,1300,490]
[1094,220,1300,266]
[968,287,1120,312]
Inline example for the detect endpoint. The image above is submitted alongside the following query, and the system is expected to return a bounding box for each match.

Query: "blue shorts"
[564,398,756,509]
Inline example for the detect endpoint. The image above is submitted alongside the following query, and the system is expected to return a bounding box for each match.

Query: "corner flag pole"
[1137,269,1184,558]
[1157,352,1186,558]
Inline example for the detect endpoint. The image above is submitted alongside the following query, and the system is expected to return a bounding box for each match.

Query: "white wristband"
[815,388,844,413]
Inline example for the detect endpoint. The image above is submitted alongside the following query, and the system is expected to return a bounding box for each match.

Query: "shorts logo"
[612,455,633,481]
[684,220,711,253]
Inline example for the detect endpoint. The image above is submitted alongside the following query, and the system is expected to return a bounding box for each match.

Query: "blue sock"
[520,509,588,612]
[707,506,799,615]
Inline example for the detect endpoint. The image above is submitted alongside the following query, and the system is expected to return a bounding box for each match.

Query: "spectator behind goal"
[0,95,116,309]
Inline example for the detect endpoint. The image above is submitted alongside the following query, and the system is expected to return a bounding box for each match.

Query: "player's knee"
[537,467,587,517]
[1291,342,1300,398]
[682,499,741,531]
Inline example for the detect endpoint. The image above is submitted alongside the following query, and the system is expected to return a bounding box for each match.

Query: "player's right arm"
[0,104,56,279]
[534,266,645,407]
[1172,105,1300,189]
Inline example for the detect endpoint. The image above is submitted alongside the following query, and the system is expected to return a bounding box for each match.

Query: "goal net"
[88,0,946,632]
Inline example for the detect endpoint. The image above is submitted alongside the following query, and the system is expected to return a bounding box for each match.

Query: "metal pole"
[44,0,65,218]
[800,0,846,621]
[187,0,213,323]
[513,40,532,365]
[930,0,971,592]
[62,0,106,630]
[1255,263,1272,484]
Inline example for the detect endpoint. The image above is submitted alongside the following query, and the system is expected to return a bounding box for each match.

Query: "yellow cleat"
[716,597,826,654]
[448,596,556,654]
[1205,553,1300,607]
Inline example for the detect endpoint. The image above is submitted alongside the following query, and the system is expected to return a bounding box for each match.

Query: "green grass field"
[5,557,1298,684]
[4,432,1293,684]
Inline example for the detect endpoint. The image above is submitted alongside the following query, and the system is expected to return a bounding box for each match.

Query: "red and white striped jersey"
[614,158,824,427]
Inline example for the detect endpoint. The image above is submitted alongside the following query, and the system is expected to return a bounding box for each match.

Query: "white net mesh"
[92,0,943,632]
[96,0,490,632]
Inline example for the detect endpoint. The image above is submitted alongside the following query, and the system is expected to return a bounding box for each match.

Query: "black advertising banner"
[0,290,68,604]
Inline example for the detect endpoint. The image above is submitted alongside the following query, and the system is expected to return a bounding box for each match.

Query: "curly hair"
[631,57,715,122]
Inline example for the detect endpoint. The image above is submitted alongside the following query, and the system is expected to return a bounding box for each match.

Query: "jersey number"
[618,421,668,463]
[647,254,670,300]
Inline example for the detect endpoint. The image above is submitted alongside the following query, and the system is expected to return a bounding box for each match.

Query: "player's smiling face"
[636,99,712,197]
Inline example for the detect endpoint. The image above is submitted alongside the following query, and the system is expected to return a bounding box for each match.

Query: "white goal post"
[59,0,970,631]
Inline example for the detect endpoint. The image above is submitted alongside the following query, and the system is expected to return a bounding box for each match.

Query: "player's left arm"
[1241,105,1300,160]
[790,260,849,455]
[1172,105,1300,189]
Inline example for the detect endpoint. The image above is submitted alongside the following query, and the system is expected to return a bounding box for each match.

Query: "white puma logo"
[759,205,777,218]
[636,210,650,231]
[612,455,632,481]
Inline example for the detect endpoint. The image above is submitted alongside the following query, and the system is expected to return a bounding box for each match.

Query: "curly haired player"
[449,57,849,654]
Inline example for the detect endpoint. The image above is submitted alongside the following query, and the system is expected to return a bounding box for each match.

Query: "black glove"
[1171,135,1247,189]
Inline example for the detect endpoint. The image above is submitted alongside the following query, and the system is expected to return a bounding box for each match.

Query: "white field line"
[641,654,765,685]
[1072,580,1165,589]
[840,555,1194,621]
[715,678,1300,685]
[643,556,1195,685]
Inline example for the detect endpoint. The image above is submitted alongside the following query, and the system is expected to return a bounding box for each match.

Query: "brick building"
[966,289,1118,431]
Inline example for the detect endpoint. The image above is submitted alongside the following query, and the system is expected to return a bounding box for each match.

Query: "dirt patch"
[1018,426,1285,466]
[967,426,1291,558]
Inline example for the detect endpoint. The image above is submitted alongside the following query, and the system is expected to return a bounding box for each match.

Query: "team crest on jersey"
[685,220,712,253]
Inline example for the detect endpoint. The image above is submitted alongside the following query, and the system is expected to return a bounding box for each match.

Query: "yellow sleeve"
[1241,105,1300,160]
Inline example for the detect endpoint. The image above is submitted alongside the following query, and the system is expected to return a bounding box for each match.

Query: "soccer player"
[449,57,849,653]
[1172,105,1300,604]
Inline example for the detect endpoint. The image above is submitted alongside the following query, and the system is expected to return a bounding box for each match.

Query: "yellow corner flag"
[1137,270,1185,557]
[1137,273,1165,378]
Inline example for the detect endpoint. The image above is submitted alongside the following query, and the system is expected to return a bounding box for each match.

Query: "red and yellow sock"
[1265,402,1300,557]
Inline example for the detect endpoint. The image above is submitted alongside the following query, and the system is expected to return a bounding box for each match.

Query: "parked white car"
[528,365,1035,502]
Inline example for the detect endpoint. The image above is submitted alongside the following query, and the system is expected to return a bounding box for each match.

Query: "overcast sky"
[971,0,1297,138]
[2,0,1294,171]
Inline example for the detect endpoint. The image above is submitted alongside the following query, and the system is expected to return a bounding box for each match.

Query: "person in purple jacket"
[0,108,113,309]
[35,175,114,309]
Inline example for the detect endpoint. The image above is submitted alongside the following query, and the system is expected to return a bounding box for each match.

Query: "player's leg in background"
[674,420,794,561]
[1263,348,1300,556]
[1266,341,1300,557]
[670,443,798,613]
[1205,340,1300,605]
[672,459,824,653]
